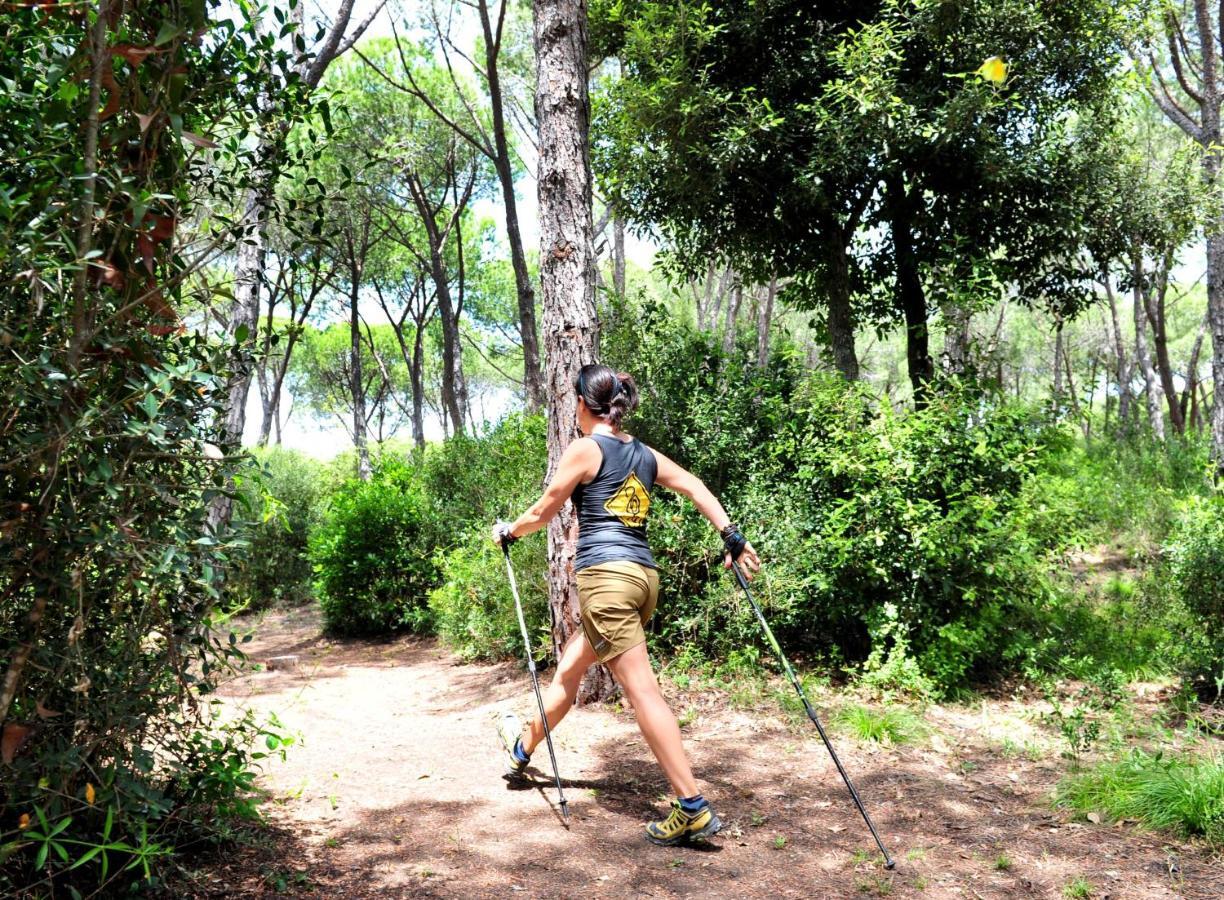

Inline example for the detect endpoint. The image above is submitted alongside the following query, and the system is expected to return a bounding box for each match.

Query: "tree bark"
[886,173,933,405]
[534,0,612,703]
[1103,273,1134,433]
[613,216,626,296]
[824,227,859,381]
[349,278,371,480]
[1140,251,1187,434]
[1132,254,1166,440]
[721,278,742,357]
[756,277,777,369]
[1052,319,1064,404]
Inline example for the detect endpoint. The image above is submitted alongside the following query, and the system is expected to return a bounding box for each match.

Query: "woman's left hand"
[725,541,761,580]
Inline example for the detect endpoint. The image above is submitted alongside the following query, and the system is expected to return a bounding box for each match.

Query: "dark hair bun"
[575,364,640,429]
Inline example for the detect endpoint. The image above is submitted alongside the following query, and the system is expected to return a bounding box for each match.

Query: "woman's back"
[571,433,657,572]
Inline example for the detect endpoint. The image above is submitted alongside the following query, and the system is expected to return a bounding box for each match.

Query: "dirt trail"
[200,606,1220,899]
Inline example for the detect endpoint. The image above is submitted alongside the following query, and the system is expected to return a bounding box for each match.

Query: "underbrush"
[1055,749,1224,845]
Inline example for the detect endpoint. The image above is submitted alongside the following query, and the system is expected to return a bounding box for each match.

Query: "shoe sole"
[645,813,723,846]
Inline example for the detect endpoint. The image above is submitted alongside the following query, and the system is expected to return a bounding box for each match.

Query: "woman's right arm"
[650,447,762,578]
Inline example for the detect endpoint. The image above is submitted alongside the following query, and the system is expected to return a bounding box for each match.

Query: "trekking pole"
[730,559,894,868]
[501,540,570,824]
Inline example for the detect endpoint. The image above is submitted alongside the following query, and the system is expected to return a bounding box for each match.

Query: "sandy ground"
[188,605,1222,899]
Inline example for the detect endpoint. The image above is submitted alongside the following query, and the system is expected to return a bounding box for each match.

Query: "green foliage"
[1166,494,1224,689]
[423,414,552,660]
[1056,750,1224,846]
[832,705,928,746]
[228,448,331,611]
[311,458,438,636]
[429,536,551,663]
[419,413,547,548]
[601,293,1063,695]
[0,1,313,894]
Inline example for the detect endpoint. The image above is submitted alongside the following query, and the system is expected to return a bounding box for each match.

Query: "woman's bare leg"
[520,629,599,754]
[605,642,699,798]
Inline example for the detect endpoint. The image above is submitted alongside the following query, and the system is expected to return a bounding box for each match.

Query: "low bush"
[311,457,438,636]
[429,535,552,663]
[227,447,330,611]
[1166,494,1224,691]
[1056,749,1224,845]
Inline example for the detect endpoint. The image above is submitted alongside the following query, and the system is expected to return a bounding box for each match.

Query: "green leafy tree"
[0,1,302,892]
[594,0,1129,401]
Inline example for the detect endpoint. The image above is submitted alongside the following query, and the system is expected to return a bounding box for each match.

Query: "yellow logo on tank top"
[604,472,650,527]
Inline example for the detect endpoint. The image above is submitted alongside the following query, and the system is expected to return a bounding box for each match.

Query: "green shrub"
[429,535,551,662]
[420,413,546,553]
[1055,749,1224,845]
[311,457,438,636]
[1166,494,1224,688]
[228,447,330,611]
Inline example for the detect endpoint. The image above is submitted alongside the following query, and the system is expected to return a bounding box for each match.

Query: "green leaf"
[154,22,183,46]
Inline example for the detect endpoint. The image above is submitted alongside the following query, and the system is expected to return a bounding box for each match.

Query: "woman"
[491,364,761,846]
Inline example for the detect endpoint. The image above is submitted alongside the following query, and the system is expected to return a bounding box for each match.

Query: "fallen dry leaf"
[1,723,33,764]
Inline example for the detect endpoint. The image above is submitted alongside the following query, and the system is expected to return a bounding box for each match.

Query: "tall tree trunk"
[1150,2,1223,470]
[220,186,267,451]
[1132,255,1166,440]
[411,322,427,450]
[1103,273,1134,433]
[824,228,859,381]
[1206,224,1224,465]
[613,216,626,296]
[479,0,545,412]
[886,173,933,405]
[534,0,612,703]
[942,302,972,376]
[756,277,777,369]
[721,279,742,357]
[1052,319,1064,404]
[1182,312,1208,426]
[1141,252,1187,434]
[350,282,371,480]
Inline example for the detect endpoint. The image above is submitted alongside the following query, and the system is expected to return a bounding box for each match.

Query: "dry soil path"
[199,606,1220,899]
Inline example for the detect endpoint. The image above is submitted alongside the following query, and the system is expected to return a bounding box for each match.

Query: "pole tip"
[884,860,896,870]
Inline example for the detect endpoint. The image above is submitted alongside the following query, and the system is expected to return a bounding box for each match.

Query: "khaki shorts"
[576,561,659,663]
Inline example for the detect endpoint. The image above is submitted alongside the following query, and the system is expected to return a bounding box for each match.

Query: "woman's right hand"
[725,541,761,580]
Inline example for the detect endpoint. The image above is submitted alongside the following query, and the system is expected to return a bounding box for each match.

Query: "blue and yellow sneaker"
[645,799,723,846]
[495,711,530,779]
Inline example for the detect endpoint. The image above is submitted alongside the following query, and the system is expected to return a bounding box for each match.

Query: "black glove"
[721,523,748,562]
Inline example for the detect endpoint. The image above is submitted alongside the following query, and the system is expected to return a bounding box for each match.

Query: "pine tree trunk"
[1104,274,1134,433]
[886,173,933,405]
[480,0,545,412]
[756,277,777,369]
[534,0,613,703]
[350,282,371,480]
[824,228,859,380]
[1133,255,1166,440]
[613,216,626,296]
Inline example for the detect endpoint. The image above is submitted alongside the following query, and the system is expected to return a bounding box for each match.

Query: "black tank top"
[571,433,658,572]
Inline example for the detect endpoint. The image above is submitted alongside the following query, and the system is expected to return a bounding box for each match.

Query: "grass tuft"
[833,704,928,746]
[1055,749,1224,845]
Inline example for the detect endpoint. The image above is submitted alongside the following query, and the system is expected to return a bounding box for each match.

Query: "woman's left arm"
[492,438,601,544]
